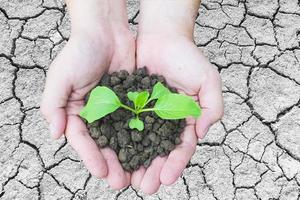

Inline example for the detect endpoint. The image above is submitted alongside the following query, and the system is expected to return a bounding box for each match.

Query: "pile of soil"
[85,67,186,172]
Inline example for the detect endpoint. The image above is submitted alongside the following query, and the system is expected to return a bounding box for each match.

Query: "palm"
[139,36,209,95]
[131,35,223,193]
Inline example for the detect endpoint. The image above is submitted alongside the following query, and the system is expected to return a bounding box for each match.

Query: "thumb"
[196,69,224,138]
[40,68,70,139]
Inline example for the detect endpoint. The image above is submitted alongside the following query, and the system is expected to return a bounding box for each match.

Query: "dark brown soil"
[85,67,186,172]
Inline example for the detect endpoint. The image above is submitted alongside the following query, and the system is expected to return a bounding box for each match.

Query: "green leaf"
[80,86,121,123]
[135,91,149,109]
[127,91,149,110]
[127,92,139,103]
[149,82,171,101]
[129,118,144,131]
[153,93,201,119]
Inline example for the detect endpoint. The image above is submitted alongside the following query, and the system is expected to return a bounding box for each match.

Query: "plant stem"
[143,99,152,109]
[120,104,137,114]
[138,108,156,114]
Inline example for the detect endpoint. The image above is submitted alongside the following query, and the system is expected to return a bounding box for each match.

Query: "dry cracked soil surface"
[1,0,300,199]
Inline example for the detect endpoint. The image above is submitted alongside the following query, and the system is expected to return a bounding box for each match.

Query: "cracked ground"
[1,0,300,199]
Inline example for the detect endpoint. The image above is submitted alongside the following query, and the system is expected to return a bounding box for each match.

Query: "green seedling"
[80,82,201,131]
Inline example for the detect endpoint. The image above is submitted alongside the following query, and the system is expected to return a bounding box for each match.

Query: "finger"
[41,66,70,139]
[124,172,131,187]
[196,69,224,138]
[65,115,108,178]
[140,156,166,195]
[160,125,197,185]
[101,148,128,190]
[46,109,67,139]
[131,166,146,189]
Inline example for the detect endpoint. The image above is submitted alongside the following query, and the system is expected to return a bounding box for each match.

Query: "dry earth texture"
[0,0,300,199]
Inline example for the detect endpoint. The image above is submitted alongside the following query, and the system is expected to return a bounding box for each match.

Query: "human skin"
[40,0,134,190]
[131,0,224,194]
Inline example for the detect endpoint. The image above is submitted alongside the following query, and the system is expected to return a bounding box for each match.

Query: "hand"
[41,0,135,190]
[131,0,223,194]
[131,34,223,194]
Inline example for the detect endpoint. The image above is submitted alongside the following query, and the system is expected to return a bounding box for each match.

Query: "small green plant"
[80,82,201,131]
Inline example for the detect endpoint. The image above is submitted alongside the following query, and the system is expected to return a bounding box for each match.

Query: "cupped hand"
[131,34,224,194]
[40,26,135,190]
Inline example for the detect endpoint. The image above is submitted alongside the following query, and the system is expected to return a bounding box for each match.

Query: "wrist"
[67,0,130,41]
[66,0,110,35]
[108,0,130,29]
[138,0,200,40]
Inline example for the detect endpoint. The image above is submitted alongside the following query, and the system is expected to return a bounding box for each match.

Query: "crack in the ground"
[46,171,74,196]
[131,186,144,200]
[41,0,66,13]
[128,10,139,25]
[181,176,191,200]
[264,65,300,86]
[53,137,68,157]
[45,157,80,172]
[0,96,14,104]
[1,160,23,195]
[200,165,220,200]
[114,186,130,200]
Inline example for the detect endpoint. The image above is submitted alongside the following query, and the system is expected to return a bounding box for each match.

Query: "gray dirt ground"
[1,0,300,199]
